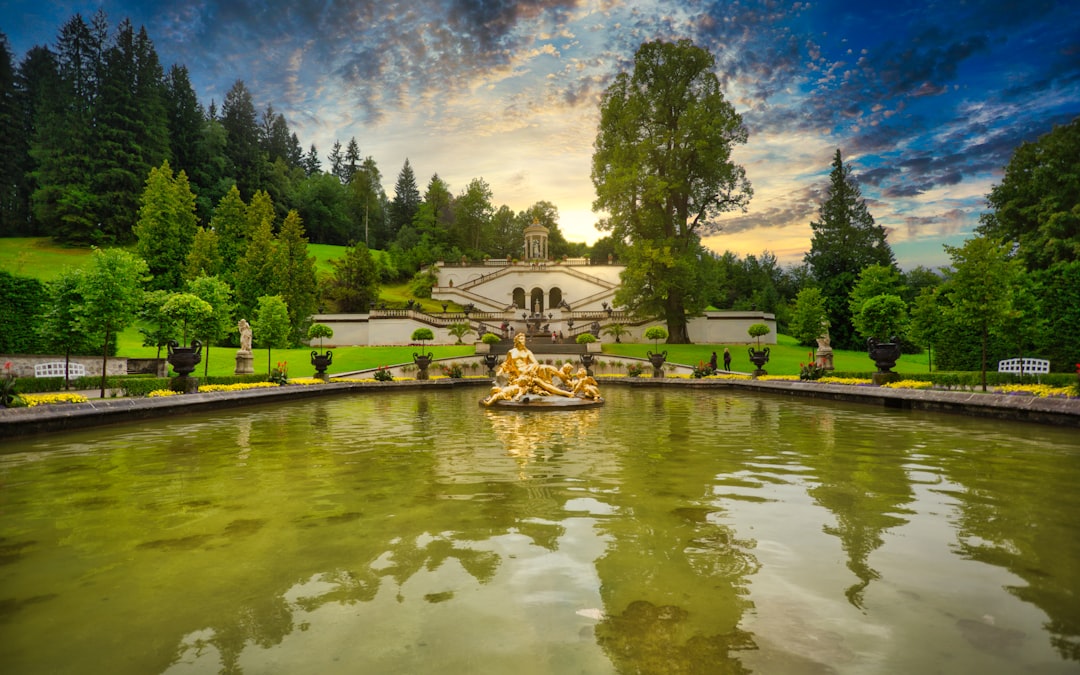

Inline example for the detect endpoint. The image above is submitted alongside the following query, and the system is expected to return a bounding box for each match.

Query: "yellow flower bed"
[709,373,752,381]
[818,377,873,386]
[147,389,179,397]
[757,375,800,381]
[993,383,1074,398]
[882,380,934,390]
[199,382,277,393]
[290,378,329,386]
[22,392,88,406]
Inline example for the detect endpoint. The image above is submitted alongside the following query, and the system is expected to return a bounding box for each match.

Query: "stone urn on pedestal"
[411,328,435,380]
[161,293,213,393]
[644,326,669,378]
[747,323,772,377]
[307,323,335,381]
[856,294,908,385]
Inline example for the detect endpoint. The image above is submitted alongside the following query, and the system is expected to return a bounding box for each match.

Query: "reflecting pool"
[2,387,1079,674]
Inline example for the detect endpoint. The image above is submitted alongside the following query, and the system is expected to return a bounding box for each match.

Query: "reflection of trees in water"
[589,393,762,672]
[936,431,1080,661]
[797,411,915,608]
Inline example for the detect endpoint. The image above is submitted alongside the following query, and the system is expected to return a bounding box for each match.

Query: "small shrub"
[576,333,597,344]
[373,366,393,382]
[481,332,501,345]
[627,362,645,377]
[269,361,289,385]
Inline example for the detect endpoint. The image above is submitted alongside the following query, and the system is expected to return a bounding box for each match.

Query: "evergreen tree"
[234,206,278,318]
[327,140,344,182]
[184,226,222,280]
[342,137,360,184]
[275,210,319,342]
[388,158,421,241]
[134,160,199,290]
[0,34,23,234]
[164,64,204,185]
[348,156,387,247]
[804,149,895,349]
[302,143,321,176]
[294,172,350,244]
[12,46,59,236]
[30,12,107,243]
[327,242,380,312]
[211,184,249,275]
[220,80,262,198]
[94,20,169,241]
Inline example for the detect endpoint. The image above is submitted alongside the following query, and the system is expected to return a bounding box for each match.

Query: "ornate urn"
[867,337,902,373]
[647,350,668,378]
[167,339,202,377]
[311,350,333,378]
[413,352,433,380]
[748,346,770,377]
[483,353,499,378]
[580,352,596,377]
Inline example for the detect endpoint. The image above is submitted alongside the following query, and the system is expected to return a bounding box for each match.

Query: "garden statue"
[815,323,834,370]
[481,333,603,407]
[238,319,253,353]
[234,318,255,375]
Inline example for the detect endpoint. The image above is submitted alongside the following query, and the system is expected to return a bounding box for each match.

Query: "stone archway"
[548,287,563,310]
[530,288,545,315]
[513,287,526,311]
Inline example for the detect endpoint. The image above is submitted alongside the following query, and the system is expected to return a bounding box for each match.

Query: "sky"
[3,0,1078,270]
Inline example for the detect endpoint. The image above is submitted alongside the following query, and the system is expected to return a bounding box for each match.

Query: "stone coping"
[2,377,1077,437]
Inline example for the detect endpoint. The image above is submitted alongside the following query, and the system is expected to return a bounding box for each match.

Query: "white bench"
[34,362,87,378]
[997,358,1050,376]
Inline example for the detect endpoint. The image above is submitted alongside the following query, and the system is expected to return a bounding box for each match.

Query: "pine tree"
[0,34,23,234]
[804,149,895,349]
[164,65,204,186]
[184,226,222,280]
[13,46,60,236]
[211,184,249,275]
[134,160,199,290]
[327,140,344,182]
[220,80,262,198]
[275,210,319,342]
[94,20,169,241]
[389,158,421,242]
[234,204,278,318]
[302,144,321,176]
[342,137,360,184]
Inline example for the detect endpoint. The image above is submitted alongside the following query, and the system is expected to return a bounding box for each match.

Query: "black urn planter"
[648,350,667,378]
[867,338,902,384]
[413,352,433,380]
[167,339,202,377]
[483,353,499,378]
[311,350,333,378]
[580,352,595,377]
[748,346,770,377]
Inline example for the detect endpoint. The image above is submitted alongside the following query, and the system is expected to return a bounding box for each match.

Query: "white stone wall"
[1,355,128,379]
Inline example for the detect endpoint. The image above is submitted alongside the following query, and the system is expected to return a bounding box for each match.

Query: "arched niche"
[513,287,526,311]
[548,287,563,310]
[530,288,545,314]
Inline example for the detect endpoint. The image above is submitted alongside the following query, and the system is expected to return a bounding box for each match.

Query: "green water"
[2,387,1078,674]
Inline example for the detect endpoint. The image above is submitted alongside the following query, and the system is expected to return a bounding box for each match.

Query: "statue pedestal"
[235,350,254,375]
[815,347,834,371]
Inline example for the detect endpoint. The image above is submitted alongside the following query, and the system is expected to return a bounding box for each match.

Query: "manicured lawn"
[601,333,931,375]
[0,237,96,280]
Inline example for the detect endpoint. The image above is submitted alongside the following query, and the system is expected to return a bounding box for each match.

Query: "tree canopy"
[592,38,752,343]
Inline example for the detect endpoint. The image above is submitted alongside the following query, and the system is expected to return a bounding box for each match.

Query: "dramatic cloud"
[5,0,1079,269]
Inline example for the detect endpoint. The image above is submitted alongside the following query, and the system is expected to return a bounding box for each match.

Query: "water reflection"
[1,389,1079,674]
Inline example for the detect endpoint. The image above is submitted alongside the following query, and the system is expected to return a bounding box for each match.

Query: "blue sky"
[3,0,1078,269]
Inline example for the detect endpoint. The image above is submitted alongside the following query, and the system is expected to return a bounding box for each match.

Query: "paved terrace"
[2,377,1078,437]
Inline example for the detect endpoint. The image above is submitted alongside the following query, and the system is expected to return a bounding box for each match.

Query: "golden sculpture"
[482,333,603,407]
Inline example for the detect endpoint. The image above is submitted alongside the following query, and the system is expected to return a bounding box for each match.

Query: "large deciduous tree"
[78,248,148,397]
[941,235,1020,391]
[977,117,1080,271]
[804,149,895,349]
[592,39,752,343]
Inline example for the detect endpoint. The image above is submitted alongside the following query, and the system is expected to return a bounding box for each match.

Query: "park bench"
[34,362,87,379]
[996,357,1050,378]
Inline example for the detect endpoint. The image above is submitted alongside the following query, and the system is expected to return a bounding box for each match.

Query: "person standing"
[709,351,718,371]
[723,347,731,371]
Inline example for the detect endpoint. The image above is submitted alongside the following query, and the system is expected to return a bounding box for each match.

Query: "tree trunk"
[665,292,692,344]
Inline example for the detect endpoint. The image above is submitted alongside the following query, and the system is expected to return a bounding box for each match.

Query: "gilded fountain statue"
[481,333,603,408]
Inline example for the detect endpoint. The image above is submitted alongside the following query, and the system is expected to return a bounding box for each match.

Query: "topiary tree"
[576,332,597,344]
[161,293,213,347]
[307,323,334,353]
[644,325,668,349]
[854,294,908,342]
[747,322,770,349]
[481,332,501,345]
